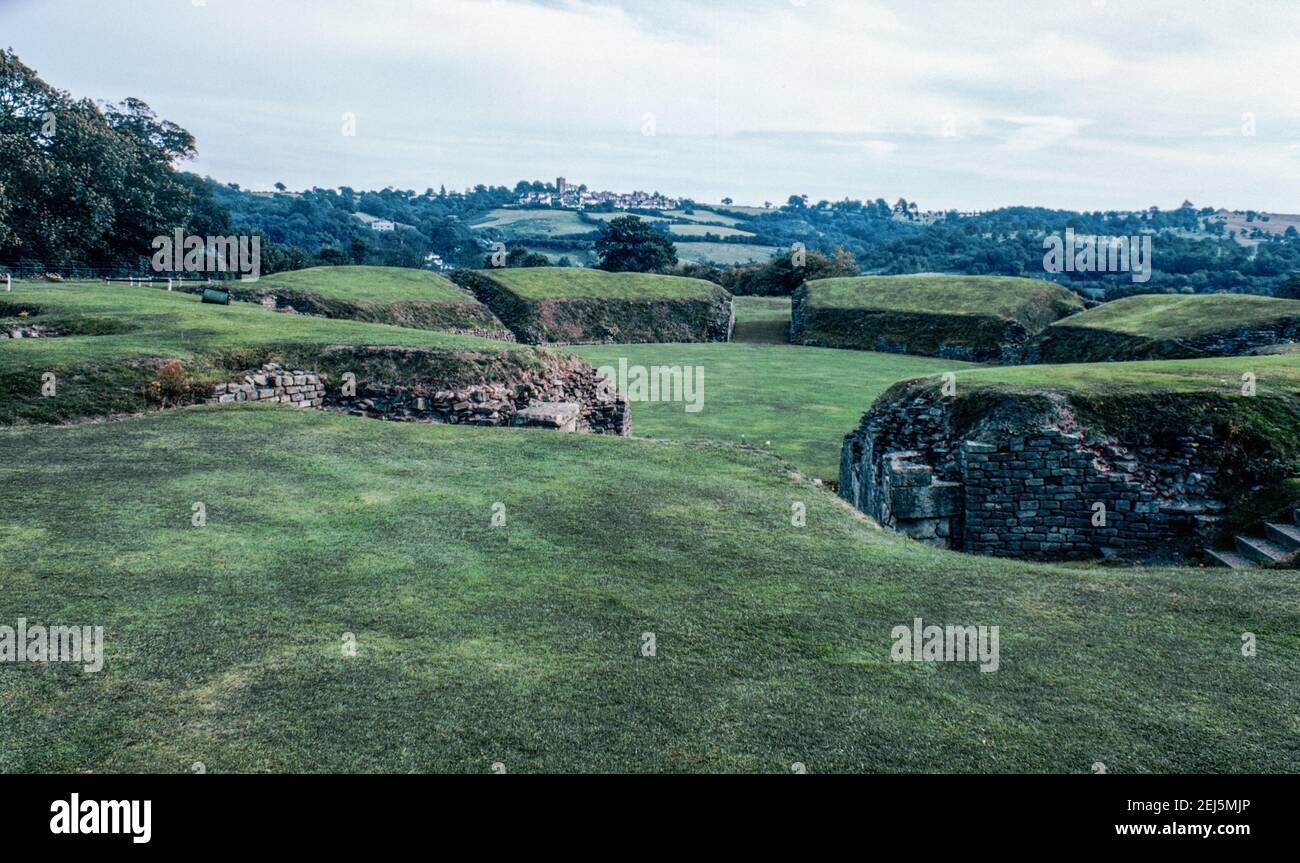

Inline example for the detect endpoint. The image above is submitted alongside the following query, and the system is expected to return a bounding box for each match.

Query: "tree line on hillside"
[727,199,1300,298]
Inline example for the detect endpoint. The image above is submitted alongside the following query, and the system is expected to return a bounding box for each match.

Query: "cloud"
[5,0,1300,209]
[1000,116,1091,153]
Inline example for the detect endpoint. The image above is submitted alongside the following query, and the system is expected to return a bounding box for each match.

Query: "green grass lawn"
[1,281,504,366]
[575,341,973,479]
[2,406,1296,772]
[958,352,1300,396]
[472,267,725,300]
[807,275,1084,325]
[1033,294,1300,362]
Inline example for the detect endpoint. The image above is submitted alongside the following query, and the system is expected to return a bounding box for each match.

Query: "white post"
[4,273,10,292]
[168,277,173,291]
[128,276,134,287]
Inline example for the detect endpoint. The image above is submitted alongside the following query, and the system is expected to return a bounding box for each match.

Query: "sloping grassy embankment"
[452,267,734,345]
[792,275,1084,360]
[227,265,511,334]
[0,281,558,424]
[1034,293,1300,362]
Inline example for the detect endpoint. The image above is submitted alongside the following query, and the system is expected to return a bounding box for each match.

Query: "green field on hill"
[661,208,746,227]
[581,212,671,225]
[666,223,755,239]
[3,405,1296,772]
[675,241,780,265]
[471,209,594,237]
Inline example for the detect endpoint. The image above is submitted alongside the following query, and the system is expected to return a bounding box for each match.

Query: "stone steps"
[1205,549,1255,570]
[1265,521,1300,552]
[1235,535,1289,565]
[1204,507,1300,569]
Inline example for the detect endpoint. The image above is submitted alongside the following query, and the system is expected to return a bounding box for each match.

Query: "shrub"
[146,359,194,407]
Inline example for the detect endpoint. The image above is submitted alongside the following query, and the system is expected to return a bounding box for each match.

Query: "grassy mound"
[452,267,734,345]
[1035,293,1300,362]
[792,275,1084,362]
[228,266,510,336]
[0,282,562,425]
[3,406,1298,772]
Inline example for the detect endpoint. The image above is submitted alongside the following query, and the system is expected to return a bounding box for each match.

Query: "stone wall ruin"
[839,390,1234,562]
[205,359,630,435]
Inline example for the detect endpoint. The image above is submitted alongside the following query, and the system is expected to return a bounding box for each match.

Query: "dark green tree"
[594,216,677,273]
[0,50,202,271]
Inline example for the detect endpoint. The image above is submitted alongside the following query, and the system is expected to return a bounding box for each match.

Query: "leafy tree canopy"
[594,216,677,273]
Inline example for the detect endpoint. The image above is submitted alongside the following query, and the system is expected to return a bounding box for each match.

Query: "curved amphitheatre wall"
[1034,318,1300,363]
[839,381,1299,563]
[791,290,1037,363]
[788,277,1084,364]
[226,285,518,342]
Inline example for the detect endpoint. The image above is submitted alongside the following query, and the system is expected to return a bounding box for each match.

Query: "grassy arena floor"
[575,341,972,480]
[575,295,972,480]
[2,406,1297,773]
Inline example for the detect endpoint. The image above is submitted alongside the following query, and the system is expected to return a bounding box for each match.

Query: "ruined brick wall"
[207,364,326,406]
[2,324,54,339]
[206,361,629,435]
[330,364,629,434]
[960,431,1223,560]
[840,393,1227,561]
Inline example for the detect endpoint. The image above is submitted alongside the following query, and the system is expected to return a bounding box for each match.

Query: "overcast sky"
[5,0,1299,210]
